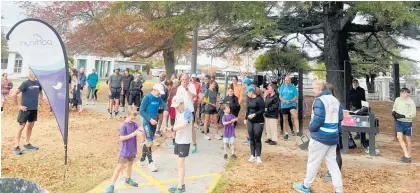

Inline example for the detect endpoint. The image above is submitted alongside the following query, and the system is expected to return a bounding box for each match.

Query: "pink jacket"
[1,79,13,95]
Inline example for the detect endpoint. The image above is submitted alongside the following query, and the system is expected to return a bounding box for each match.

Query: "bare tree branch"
[303,33,324,51]
[373,33,419,63]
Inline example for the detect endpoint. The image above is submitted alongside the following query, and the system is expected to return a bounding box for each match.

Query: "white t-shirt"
[176,83,197,112]
[175,108,193,144]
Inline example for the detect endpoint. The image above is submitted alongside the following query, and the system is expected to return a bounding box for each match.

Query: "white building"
[1,51,27,79]
[73,55,148,78]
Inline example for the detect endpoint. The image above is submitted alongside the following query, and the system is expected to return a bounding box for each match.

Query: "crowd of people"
[2,67,416,193]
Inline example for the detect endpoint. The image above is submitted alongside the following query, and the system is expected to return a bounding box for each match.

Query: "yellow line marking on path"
[132,165,170,193]
[206,174,222,193]
[157,173,219,184]
[87,172,221,193]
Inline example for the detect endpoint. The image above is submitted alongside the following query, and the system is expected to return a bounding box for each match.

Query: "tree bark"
[323,2,351,106]
[163,46,175,77]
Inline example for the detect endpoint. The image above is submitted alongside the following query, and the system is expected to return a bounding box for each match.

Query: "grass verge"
[210,158,236,193]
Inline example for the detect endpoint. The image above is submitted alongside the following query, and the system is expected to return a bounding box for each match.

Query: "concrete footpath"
[84,103,226,193]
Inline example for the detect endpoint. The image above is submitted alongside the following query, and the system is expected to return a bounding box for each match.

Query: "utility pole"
[191,26,198,74]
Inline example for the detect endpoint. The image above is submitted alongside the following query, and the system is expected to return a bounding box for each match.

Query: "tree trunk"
[323,2,351,107]
[163,47,175,77]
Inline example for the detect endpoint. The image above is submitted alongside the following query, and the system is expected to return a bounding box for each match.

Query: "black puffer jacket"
[264,93,280,119]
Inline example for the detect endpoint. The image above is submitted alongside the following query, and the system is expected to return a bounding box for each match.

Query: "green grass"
[210,158,236,193]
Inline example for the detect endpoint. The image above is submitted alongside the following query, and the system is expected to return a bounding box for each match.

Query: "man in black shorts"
[12,72,44,155]
[108,68,124,118]
[165,96,192,193]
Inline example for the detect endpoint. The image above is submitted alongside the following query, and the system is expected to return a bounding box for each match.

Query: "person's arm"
[120,77,124,90]
[278,86,285,102]
[39,84,44,100]
[129,81,134,92]
[222,115,232,125]
[119,124,138,141]
[13,88,22,105]
[407,100,417,119]
[245,100,250,120]
[360,88,366,101]
[108,76,112,90]
[238,86,243,104]
[160,97,169,111]
[139,95,151,121]
[291,86,298,103]
[171,109,191,131]
[268,95,280,112]
[253,97,265,117]
[308,98,325,132]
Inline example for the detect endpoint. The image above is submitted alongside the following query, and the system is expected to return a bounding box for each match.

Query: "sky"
[2,1,420,68]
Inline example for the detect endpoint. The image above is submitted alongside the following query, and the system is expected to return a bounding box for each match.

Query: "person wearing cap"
[392,87,416,163]
[108,68,124,118]
[176,74,198,153]
[86,68,99,105]
[164,95,193,193]
[139,83,168,172]
[244,86,265,164]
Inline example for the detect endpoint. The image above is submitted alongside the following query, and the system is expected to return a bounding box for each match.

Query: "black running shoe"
[284,134,289,141]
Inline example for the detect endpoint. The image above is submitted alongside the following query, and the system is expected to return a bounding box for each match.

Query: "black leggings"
[120,90,129,107]
[247,121,264,157]
[279,111,293,132]
[94,89,98,100]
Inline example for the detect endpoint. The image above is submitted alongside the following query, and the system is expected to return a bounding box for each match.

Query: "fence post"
[298,68,303,136]
[393,63,400,140]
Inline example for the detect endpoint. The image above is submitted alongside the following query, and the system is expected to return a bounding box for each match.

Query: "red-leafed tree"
[19,1,269,76]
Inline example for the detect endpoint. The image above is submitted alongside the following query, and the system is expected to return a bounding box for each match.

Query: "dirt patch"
[2,100,128,193]
[219,96,420,193]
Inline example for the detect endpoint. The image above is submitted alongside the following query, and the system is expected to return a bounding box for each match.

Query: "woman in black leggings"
[324,83,343,181]
[244,87,265,164]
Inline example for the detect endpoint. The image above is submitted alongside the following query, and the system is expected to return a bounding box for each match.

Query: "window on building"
[14,54,23,73]
[1,57,8,69]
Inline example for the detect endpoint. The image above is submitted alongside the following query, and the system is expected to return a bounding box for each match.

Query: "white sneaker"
[248,155,255,163]
[215,134,222,140]
[204,135,211,140]
[148,162,158,172]
[256,156,262,164]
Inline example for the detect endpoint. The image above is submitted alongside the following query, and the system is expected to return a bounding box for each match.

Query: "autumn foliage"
[20,1,175,57]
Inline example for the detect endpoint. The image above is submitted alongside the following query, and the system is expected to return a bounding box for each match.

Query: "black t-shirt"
[122,74,134,90]
[19,80,42,110]
[246,95,265,123]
